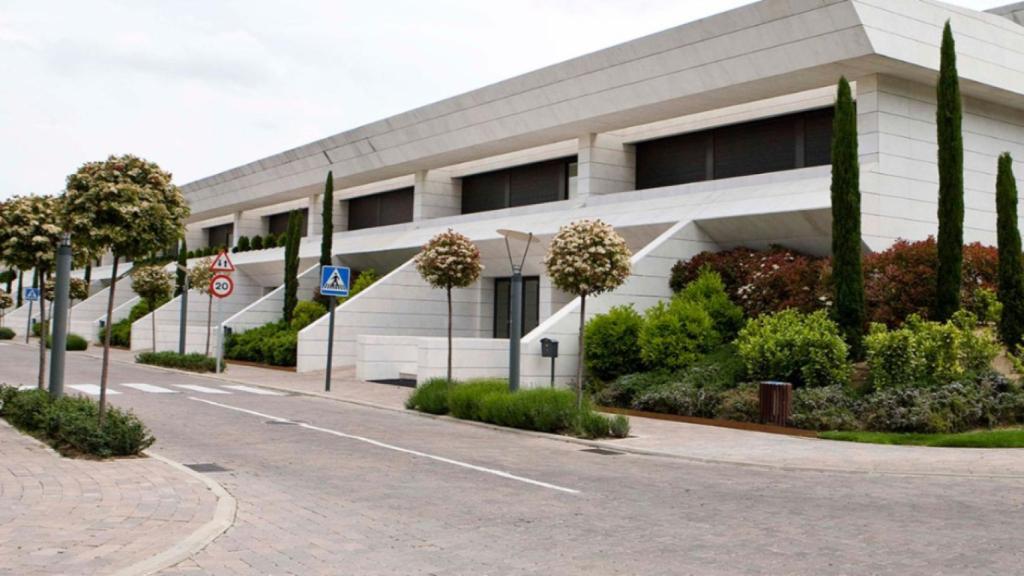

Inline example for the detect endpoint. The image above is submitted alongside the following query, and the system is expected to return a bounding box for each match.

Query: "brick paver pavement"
[0,420,221,576]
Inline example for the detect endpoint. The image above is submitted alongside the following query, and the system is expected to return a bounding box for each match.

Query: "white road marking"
[69,384,120,396]
[17,385,35,391]
[175,384,230,395]
[121,383,177,394]
[188,397,580,495]
[223,385,286,396]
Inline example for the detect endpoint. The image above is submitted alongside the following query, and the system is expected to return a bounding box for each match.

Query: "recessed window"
[267,209,308,237]
[462,157,576,215]
[348,187,414,231]
[205,223,234,249]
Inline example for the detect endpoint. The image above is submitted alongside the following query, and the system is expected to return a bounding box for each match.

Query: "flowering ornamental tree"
[132,266,174,352]
[1,194,65,388]
[0,290,12,328]
[544,219,631,406]
[64,154,189,423]
[44,277,89,302]
[415,229,483,381]
[188,259,216,356]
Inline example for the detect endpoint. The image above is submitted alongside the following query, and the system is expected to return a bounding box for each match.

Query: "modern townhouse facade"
[13,0,1024,387]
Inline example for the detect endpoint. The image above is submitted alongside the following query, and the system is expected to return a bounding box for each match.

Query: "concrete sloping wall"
[68,271,137,342]
[223,263,321,334]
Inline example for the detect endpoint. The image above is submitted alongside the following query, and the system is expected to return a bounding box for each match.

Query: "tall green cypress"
[830,76,865,356]
[320,171,334,268]
[996,153,1024,348]
[175,239,187,296]
[935,21,964,321]
[283,210,301,323]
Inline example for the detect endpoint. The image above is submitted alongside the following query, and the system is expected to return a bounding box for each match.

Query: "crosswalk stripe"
[121,383,177,394]
[69,384,120,396]
[175,384,231,395]
[222,385,286,396]
[17,385,35,391]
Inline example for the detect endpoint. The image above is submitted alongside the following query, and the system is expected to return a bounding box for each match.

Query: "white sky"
[0,0,1010,200]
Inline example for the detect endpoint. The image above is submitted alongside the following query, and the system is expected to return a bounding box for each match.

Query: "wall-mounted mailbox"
[540,338,558,358]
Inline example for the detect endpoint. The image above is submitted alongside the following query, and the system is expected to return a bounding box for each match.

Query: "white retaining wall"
[68,271,137,342]
[223,263,321,334]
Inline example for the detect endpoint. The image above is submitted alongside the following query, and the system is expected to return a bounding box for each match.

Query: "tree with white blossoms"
[44,277,89,333]
[64,155,189,424]
[131,266,173,353]
[0,290,12,328]
[544,219,631,407]
[415,229,483,381]
[188,259,216,356]
[1,195,66,388]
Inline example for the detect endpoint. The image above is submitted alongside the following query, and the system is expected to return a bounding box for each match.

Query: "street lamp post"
[497,229,536,393]
[177,241,189,355]
[48,233,72,399]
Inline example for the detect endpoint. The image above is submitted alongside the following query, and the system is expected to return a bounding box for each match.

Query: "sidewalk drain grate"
[185,463,230,473]
[580,448,623,456]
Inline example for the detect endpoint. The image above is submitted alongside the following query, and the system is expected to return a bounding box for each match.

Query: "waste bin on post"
[759,381,792,426]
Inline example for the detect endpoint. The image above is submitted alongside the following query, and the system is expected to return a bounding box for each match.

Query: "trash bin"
[759,381,792,426]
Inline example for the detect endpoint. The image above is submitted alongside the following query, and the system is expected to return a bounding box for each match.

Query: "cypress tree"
[282,210,301,323]
[320,171,334,268]
[996,153,1024,348]
[935,21,964,321]
[175,239,187,296]
[830,76,865,356]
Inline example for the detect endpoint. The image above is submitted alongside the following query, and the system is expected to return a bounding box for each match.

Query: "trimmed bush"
[736,309,850,388]
[791,385,859,431]
[864,311,999,390]
[290,300,327,331]
[136,351,218,373]
[631,381,721,418]
[224,321,298,367]
[45,333,88,351]
[264,234,277,248]
[236,235,251,252]
[584,305,644,381]
[448,379,507,421]
[251,235,264,250]
[595,371,675,408]
[0,385,153,457]
[639,299,719,371]
[404,378,451,414]
[479,388,579,433]
[0,327,14,340]
[675,267,745,339]
[714,383,760,423]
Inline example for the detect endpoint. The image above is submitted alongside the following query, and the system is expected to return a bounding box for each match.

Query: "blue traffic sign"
[319,266,351,297]
[23,287,40,302]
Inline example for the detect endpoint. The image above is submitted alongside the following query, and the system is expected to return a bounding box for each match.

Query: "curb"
[111,451,238,576]
[73,346,1024,480]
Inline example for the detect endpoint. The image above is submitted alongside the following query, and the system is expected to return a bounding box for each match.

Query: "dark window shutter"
[509,159,566,207]
[803,107,834,167]
[636,131,710,189]
[348,195,380,231]
[377,188,414,226]
[462,170,508,214]
[714,114,796,179]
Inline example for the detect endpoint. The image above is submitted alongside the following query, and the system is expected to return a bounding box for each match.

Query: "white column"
[414,170,461,221]
[232,211,263,248]
[307,194,323,238]
[575,133,635,199]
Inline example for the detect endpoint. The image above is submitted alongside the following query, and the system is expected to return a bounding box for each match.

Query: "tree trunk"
[205,294,212,356]
[151,299,157,352]
[576,293,587,409]
[446,286,453,382]
[37,271,47,390]
[99,256,119,427]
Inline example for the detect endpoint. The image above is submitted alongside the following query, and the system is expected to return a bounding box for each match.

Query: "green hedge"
[0,385,154,457]
[136,351,218,373]
[736,309,850,388]
[0,327,14,340]
[109,299,162,348]
[406,378,629,439]
[45,333,88,351]
[224,321,297,367]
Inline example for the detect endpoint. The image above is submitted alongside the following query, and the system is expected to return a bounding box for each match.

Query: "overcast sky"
[0,0,1009,200]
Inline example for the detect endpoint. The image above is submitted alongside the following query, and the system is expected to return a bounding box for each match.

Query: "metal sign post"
[209,251,236,373]
[319,265,351,392]
[23,287,39,344]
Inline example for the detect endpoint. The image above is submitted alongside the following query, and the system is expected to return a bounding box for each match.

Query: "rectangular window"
[348,187,414,231]
[462,157,575,215]
[493,276,540,339]
[205,223,234,249]
[267,209,309,238]
[635,107,834,190]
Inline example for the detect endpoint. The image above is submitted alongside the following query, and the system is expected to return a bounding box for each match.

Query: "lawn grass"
[820,428,1024,448]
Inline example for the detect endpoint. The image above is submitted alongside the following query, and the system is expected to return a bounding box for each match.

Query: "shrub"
[584,305,644,381]
[2,387,53,430]
[865,311,999,390]
[251,235,264,250]
[264,329,298,366]
[639,299,719,371]
[405,378,451,414]
[448,379,507,421]
[855,377,1017,434]
[264,234,277,248]
[671,246,830,317]
[0,327,14,340]
[136,351,218,373]
[290,300,327,331]
[791,385,859,431]
[224,321,298,367]
[571,409,629,439]
[236,236,251,252]
[970,286,1002,325]
[736,309,850,388]
[479,388,579,433]
[715,383,760,423]
[675,267,745,339]
[632,381,721,418]
[596,371,675,408]
[45,333,88,351]
[609,414,630,438]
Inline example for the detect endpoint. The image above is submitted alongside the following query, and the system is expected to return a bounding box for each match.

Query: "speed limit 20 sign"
[210,274,234,299]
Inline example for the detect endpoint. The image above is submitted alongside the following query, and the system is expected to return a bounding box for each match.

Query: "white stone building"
[18,0,1024,387]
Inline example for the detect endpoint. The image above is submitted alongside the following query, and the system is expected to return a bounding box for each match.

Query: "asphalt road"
[3,342,1024,575]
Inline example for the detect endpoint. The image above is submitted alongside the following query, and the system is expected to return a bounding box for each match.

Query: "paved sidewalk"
[0,420,223,576]
[97,346,1024,478]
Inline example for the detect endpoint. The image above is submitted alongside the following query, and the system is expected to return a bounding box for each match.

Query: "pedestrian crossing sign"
[319,265,351,297]
[23,287,40,302]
